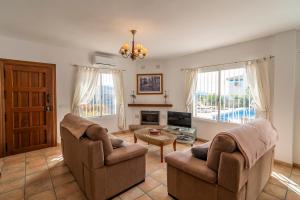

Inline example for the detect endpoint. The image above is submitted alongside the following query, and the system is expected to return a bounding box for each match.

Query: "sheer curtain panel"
[72,66,100,115]
[112,70,126,129]
[184,69,198,113]
[246,58,272,119]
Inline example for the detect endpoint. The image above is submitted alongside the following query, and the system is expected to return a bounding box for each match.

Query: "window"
[79,73,116,117]
[194,67,256,124]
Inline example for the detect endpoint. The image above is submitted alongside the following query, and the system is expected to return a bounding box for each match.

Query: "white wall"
[138,31,298,164]
[0,35,136,142]
[294,30,300,164]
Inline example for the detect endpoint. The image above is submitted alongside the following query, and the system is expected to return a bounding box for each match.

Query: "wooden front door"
[2,59,56,155]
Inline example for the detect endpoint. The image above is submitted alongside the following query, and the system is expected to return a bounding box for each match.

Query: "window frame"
[192,64,255,124]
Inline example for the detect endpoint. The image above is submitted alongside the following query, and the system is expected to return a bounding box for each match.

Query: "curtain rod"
[181,55,274,71]
[72,64,126,71]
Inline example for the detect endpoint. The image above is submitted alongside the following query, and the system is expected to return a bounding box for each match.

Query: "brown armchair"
[166,133,274,200]
[60,123,148,200]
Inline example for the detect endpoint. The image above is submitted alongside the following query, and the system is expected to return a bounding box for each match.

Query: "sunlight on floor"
[50,155,63,162]
[272,171,300,196]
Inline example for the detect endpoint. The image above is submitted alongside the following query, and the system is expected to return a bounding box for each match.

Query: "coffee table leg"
[134,134,137,143]
[160,145,163,163]
[173,140,176,151]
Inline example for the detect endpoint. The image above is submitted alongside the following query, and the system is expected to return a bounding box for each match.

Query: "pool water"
[213,108,256,122]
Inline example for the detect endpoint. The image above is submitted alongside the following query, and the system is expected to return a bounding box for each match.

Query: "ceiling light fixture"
[119,30,148,60]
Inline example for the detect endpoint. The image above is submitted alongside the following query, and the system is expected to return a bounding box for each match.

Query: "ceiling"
[0,0,300,58]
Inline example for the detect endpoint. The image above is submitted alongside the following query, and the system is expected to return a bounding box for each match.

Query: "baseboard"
[274,159,293,167]
[272,159,300,169]
[293,162,300,168]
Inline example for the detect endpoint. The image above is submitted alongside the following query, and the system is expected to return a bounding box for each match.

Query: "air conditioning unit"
[92,53,117,67]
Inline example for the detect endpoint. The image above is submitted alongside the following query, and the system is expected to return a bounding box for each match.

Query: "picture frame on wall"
[137,73,163,95]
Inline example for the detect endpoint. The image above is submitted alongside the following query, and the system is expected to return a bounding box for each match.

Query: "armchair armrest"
[218,152,249,192]
[166,151,217,184]
[105,144,148,166]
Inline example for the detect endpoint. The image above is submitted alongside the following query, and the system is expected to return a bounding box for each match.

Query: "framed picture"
[137,73,163,95]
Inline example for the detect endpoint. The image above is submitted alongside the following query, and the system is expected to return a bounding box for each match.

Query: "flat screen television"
[167,111,192,128]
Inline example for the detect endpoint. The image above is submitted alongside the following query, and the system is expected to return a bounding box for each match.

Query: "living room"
[0,1,300,200]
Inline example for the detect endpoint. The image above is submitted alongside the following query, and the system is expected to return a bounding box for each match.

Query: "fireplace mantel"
[128,103,173,107]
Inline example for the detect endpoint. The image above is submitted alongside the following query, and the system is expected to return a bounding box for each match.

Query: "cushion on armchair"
[207,134,237,172]
[191,141,211,160]
[86,124,113,156]
[111,138,125,149]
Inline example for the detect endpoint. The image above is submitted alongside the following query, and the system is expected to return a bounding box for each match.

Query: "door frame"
[0,58,57,157]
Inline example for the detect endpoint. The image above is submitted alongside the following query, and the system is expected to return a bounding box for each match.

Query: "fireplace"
[141,111,160,125]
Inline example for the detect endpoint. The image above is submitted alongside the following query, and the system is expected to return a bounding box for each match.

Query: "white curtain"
[112,70,126,130]
[72,66,100,115]
[184,69,198,113]
[246,58,272,119]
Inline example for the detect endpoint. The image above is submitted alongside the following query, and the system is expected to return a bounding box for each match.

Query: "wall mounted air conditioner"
[92,53,117,67]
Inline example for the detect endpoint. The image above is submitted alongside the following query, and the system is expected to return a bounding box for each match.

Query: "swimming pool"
[213,108,256,122]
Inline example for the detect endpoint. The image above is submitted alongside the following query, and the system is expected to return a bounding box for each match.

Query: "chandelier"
[119,30,148,60]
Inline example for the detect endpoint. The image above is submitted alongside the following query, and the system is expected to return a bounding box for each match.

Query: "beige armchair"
[60,123,148,200]
[166,133,274,200]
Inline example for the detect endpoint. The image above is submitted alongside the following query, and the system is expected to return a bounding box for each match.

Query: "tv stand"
[163,125,197,145]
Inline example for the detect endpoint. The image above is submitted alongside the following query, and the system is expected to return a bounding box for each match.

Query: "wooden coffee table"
[134,128,177,162]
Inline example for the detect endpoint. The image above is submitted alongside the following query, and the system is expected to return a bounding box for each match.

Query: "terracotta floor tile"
[290,174,300,185]
[269,176,289,190]
[3,153,25,164]
[47,155,65,169]
[136,194,152,200]
[138,176,160,192]
[273,163,292,177]
[0,177,25,194]
[49,165,69,177]
[27,189,56,200]
[0,188,24,200]
[26,163,48,175]
[26,156,47,165]
[1,161,25,172]
[258,192,280,200]
[147,184,173,200]
[263,183,287,199]
[55,181,86,200]
[150,168,167,185]
[25,170,53,197]
[292,167,300,176]
[286,189,300,200]
[0,167,25,183]
[52,172,75,187]
[119,187,144,200]
[26,149,45,158]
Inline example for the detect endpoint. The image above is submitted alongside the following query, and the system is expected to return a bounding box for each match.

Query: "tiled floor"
[0,131,299,200]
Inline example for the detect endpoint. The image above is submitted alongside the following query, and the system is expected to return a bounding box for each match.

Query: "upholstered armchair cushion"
[166,151,217,184]
[207,134,237,172]
[86,124,113,157]
[105,144,148,166]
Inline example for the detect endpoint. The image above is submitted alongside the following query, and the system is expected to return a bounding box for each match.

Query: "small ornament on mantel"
[163,90,168,104]
[130,90,136,104]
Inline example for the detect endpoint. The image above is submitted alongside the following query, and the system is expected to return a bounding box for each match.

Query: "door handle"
[45,106,51,112]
